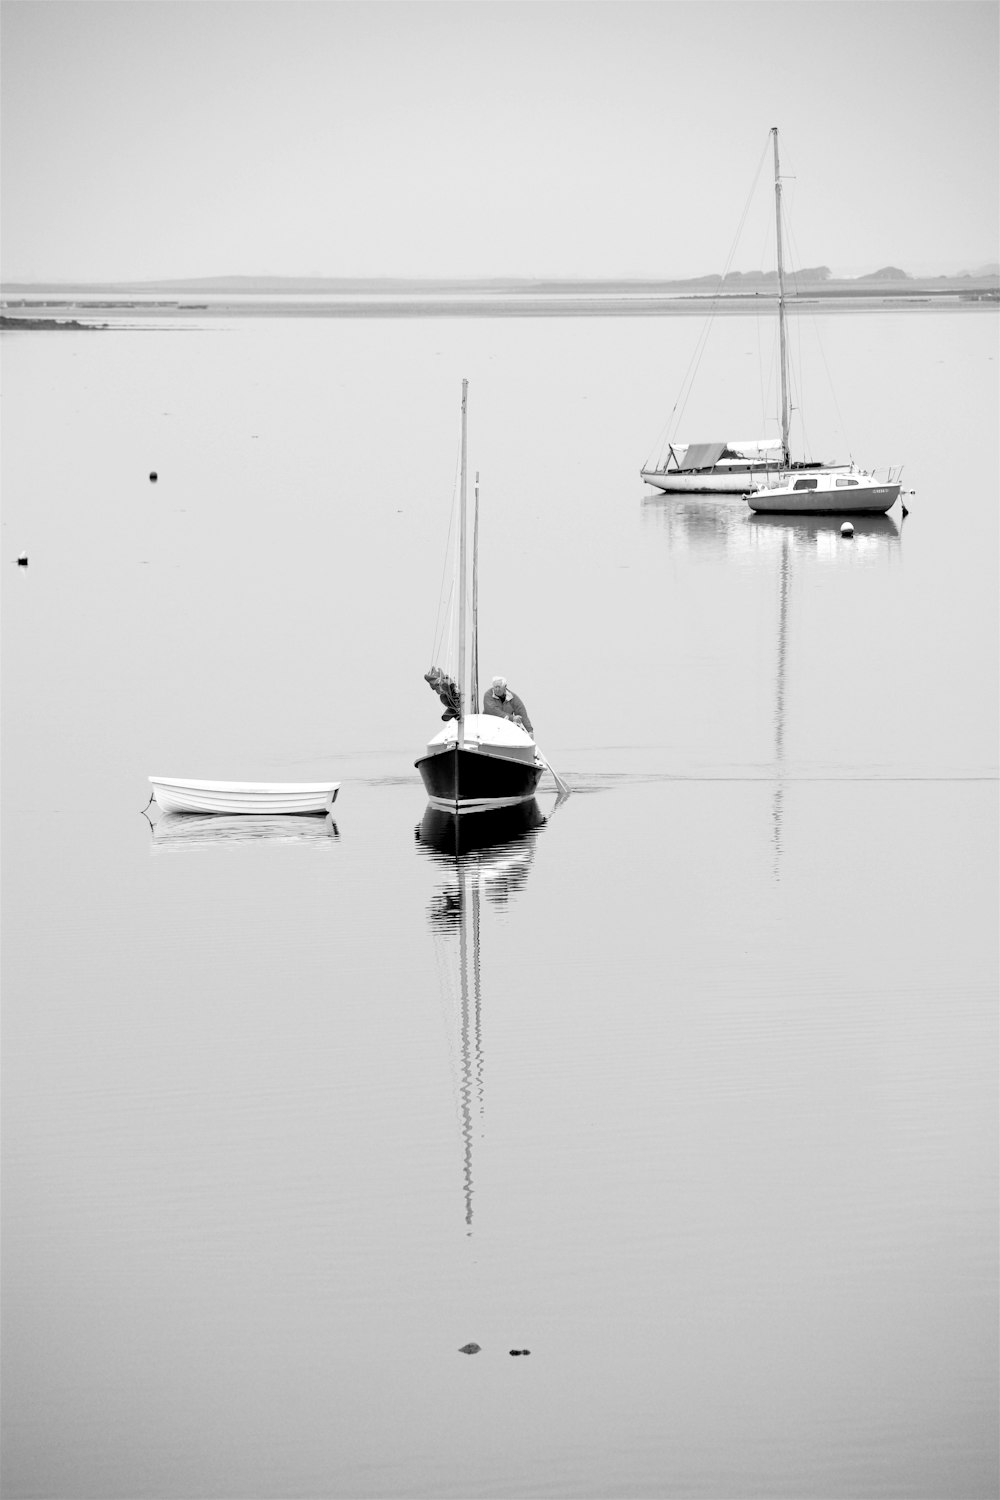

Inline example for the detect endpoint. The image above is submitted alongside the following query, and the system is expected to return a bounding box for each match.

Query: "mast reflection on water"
[414,797,556,1234]
[641,496,904,876]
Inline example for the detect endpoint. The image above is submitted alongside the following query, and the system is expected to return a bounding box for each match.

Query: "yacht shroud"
[415,381,545,814]
[642,129,903,514]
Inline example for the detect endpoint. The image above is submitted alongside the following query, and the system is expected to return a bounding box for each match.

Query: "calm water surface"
[2,309,997,1498]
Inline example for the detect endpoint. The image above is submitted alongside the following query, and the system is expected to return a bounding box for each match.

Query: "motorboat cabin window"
[793,478,818,490]
[835,478,859,487]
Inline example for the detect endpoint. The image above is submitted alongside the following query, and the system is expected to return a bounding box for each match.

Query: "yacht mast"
[771,127,791,461]
[471,471,480,714]
[457,379,468,743]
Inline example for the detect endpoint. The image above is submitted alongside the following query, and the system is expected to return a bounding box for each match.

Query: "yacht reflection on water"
[747,509,902,556]
[762,514,902,876]
[414,796,558,1232]
[416,798,547,916]
[641,492,902,559]
[642,496,903,876]
[148,810,340,851]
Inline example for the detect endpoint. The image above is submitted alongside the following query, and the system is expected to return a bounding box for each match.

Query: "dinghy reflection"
[149,810,340,852]
[415,798,553,1233]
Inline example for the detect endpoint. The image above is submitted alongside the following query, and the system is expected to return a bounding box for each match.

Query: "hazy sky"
[2,0,997,282]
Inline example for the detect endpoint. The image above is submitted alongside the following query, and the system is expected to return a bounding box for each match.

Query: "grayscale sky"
[1,0,997,282]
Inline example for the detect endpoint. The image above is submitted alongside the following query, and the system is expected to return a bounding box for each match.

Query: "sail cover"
[679,442,728,469]
[727,439,785,459]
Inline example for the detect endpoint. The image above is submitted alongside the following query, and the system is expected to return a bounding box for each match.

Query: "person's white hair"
[491,675,507,692]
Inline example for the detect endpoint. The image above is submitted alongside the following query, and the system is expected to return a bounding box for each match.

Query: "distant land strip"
[2,269,997,326]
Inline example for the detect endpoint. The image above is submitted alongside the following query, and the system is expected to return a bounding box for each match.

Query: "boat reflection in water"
[756,514,902,877]
[641,496,903,877]
[148,810,340,852]
[746,509,902,557]
[414,796,558,1232]
[641,492,901,561]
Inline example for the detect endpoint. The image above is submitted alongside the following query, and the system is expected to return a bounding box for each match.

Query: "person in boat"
[483,675,533,733]
[424,665,462,721]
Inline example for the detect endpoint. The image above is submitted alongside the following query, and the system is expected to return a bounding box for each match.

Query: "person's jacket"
[482,688,532,734]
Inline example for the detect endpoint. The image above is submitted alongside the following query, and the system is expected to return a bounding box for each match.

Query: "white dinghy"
[148,777,339,816]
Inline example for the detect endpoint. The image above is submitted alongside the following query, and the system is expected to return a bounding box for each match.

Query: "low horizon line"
[4,264,999,290]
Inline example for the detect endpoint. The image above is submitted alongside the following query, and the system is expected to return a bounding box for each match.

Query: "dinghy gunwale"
[148,777,340,815]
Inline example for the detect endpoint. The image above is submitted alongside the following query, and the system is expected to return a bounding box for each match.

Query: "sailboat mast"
[472,471,480,713]
[457,379,468,742]
[771,126,791,461]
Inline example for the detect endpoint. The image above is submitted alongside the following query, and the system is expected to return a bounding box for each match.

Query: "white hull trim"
[149,777,340,815]
[425,791,539,814]
[747,483,900,515]
[642,463,852,495]
[642,469,765,494]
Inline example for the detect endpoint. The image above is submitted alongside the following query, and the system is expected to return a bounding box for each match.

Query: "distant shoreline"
[0,314,107,331]
[1,288,997,327]
[3,271,998,328]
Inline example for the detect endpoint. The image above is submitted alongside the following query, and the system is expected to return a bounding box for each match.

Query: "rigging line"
[781,204,846,461]
[645,134,771,467]
[809,314,853,459]
[754,206,776,432]
[432,580,458,675]
[782,228,855,462]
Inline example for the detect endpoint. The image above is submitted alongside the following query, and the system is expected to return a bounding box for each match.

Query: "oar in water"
[536,747,570,797]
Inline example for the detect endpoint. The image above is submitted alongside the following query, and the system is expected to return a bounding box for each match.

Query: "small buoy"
[17,552,28,566]
[840,522,854,537]
[149,472,158,483]
[458,1343,481,1355]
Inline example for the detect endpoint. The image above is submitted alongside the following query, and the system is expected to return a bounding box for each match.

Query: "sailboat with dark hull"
[416,723,544,812]
[416,381,545,814]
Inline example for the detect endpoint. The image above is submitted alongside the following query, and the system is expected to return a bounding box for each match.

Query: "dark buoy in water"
[458,1343,481,1355]
[840,522,854,538]
[17,552,28,566]
[149,472,158,483]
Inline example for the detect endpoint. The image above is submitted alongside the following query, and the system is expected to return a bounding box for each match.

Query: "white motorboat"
[641,128,900,510]
[747,466,903,515]
[148,777,339,815]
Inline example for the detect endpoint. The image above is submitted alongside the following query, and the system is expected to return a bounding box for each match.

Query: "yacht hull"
[642,462,850,495]
[415,744,543,812]
[642,467,768,494]
[747,482,900,515]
